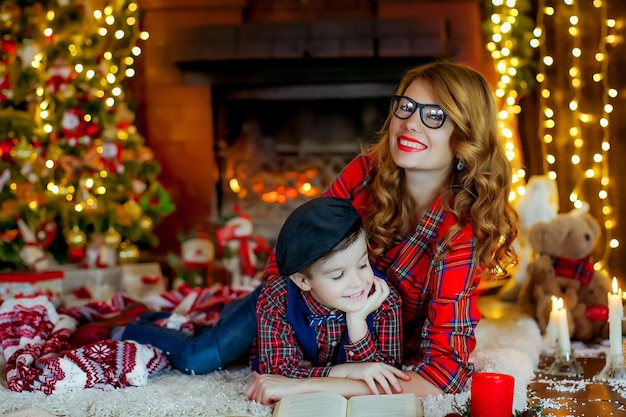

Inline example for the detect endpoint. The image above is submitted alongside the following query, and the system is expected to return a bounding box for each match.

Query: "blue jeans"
[122,284,261,374]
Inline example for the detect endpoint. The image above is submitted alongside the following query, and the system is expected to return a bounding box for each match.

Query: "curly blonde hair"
[365,61,518,278]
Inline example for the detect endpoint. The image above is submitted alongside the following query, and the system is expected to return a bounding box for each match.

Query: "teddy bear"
[517,208,609,342]
[569,270,611,341]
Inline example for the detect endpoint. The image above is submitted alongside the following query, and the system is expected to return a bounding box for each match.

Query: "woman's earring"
[456,160,464,171]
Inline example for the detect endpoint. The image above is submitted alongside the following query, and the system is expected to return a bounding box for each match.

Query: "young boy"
[248,196,406,403]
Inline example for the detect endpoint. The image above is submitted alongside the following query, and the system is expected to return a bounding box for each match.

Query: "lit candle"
[555,297,571,356]
[470,372,515,417]
[608,277,624,358]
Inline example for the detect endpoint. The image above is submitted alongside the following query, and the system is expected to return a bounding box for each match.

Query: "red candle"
[470,372,515,417]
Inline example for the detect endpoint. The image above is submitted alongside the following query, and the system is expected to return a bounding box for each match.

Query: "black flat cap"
[275,197,362,276]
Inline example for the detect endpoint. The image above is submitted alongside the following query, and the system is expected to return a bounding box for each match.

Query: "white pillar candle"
[608,277,624,358]
[555,297,571,356]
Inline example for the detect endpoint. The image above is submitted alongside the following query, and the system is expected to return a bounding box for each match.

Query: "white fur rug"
[0,312,542,417]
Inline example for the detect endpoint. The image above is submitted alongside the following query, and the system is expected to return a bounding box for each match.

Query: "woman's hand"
[328,362,409,395]
[245,372,307,405]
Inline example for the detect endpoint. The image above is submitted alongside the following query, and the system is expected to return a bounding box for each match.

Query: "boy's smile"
[293,231,374,314]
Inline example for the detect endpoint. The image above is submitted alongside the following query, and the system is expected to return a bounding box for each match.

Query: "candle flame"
[551,295,558,312]
[556,297,564,310]
[612,277,618,294]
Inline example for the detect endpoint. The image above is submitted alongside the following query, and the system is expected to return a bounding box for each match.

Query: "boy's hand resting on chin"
[346,277,390,323]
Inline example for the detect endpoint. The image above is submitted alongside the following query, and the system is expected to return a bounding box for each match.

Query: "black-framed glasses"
[390,95,447,129]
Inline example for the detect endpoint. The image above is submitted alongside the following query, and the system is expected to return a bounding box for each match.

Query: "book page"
[347,393,423,417]
[273,392,347,417]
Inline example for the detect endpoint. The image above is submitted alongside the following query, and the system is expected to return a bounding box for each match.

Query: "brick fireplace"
[136,0,491,252]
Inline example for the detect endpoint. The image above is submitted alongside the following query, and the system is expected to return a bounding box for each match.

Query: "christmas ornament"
[139,182,176,217]
[138,215,153,232]
[123,199,143,221]
[46,57,74,93]
[1,37,17,54]
[68,246,86,263]
[17,217,54,271]
[101,140,124,173]
[61,108,88,146]
[103,226,122,248]
[10,139,36,166]
[0,70,12,102]
[0,3,19,30]
[66,225,87,248]
[0,137,16,161]
[17,39,40,68]
[36,221,57,250]
[118,240,139,264]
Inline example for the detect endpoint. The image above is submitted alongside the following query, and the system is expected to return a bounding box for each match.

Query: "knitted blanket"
[0,296,169,394]
[0,284,251,395]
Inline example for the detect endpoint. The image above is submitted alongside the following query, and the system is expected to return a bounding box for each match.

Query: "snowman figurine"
[179,230,215,287]
[217,213,263,290]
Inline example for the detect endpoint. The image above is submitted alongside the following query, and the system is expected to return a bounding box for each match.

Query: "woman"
[246,60,518,403]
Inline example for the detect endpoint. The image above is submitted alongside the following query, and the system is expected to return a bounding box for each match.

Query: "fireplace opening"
[213,82,394,243]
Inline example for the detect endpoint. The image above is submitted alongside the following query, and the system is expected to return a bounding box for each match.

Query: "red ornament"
[0,70,11,102]
[1,39,17,54]
[61,108,85,136]
[0,137,16,161]
[68,246,86,263]
[84,122,101,138]
[46,57,74,92]
[36,221,57,250]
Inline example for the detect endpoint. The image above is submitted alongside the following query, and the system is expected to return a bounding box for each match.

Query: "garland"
[444,399,543,417]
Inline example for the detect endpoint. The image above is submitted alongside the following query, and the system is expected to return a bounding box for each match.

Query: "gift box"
[59,265,123,294]
[0,270,64,306]
[121,263,167,309]
[58,265,123,307]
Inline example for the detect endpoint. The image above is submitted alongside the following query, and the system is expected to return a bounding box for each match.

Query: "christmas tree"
[0,0,175,271]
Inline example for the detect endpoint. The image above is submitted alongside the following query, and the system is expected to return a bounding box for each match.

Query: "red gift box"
[0,270,64,306]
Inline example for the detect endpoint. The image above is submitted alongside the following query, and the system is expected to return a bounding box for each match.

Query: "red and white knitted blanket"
[0,285,250,395]
[0,296,169,394]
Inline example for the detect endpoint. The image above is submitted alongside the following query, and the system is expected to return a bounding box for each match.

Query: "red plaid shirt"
[322,154,480,394]
[255,273,402,378]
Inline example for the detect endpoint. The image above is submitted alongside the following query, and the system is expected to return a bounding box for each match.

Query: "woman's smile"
[397,135,427,152]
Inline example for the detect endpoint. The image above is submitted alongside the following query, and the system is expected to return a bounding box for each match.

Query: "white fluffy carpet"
[0,312,542,417]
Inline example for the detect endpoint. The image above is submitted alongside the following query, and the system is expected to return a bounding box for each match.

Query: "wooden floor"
[477,292,626,416]
[528,355,626,416]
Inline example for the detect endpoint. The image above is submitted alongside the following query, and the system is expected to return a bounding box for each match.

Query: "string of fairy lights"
[486,0,619,273]
[534,0,618,270]
[485,0,535,202]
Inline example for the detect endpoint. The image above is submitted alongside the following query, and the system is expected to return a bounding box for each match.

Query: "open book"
[272,392,423,417]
